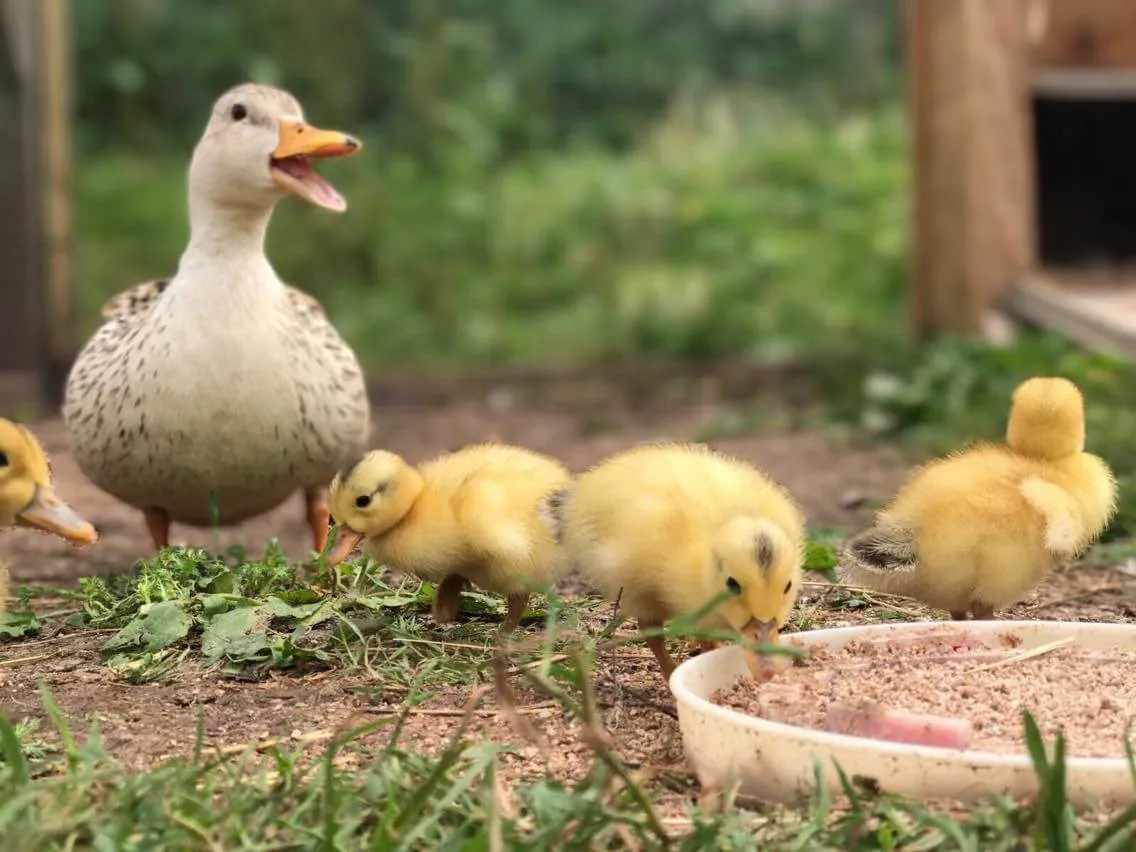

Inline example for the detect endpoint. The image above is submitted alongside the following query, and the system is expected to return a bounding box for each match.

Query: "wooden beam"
[0,0,39,381]
[37,0,73,405]
[906,0,1035,340]
[1032,0,1136,70]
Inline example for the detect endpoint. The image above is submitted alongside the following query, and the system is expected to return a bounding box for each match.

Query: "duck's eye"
[784,580,793,594]
[231,103,248,121]
[354,494,372,509]
[726,576,741,595]
[0,451,7,467]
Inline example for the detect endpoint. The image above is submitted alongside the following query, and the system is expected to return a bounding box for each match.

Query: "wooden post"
[0,0,39,393]
[37,0,73,405]
[906,0,1036,340]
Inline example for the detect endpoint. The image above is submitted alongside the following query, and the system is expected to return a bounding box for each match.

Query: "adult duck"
[63,84,370,553]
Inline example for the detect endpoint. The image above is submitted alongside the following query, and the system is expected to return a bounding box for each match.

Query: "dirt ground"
[2,403,1134,815]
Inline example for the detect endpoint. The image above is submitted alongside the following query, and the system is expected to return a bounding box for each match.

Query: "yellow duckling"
[63,83,369,554]
[841,377,1116,619]
[0,419,99,609]
[545,442,806,681]
[327,444,572,632]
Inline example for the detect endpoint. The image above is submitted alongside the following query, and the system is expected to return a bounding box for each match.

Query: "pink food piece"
[826,702,974,749]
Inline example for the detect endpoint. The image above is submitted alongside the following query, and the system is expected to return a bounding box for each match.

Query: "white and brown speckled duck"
[62,84,370,554]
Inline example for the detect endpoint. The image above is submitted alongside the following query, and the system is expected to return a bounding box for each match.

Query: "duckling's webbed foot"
[432,574,467,624]
[304,486,331,554]
[144,506,171,551]
[501,592,529,634]
[949,611,968,621]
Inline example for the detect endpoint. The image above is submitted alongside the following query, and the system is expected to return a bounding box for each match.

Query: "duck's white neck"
[185,193,274,263]
[171,193,282,311]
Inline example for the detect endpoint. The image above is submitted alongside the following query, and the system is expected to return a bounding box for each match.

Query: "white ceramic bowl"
[670,620,1136,810]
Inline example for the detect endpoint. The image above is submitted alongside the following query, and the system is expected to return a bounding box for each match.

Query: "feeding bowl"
[670,620,1136,810]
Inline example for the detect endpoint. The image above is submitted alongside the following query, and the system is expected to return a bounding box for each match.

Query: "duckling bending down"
[841,377,1116,620]
[0,419,99,609]
[544,443,806,681]
[327,444,572,632]
[63,84,370,554]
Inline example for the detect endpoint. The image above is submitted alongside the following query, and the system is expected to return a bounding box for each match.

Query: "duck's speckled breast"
[63,285,369,526]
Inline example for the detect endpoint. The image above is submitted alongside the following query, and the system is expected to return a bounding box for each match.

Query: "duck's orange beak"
[741,618,781,682]
[270,120,361,213]
[326,526,363,566]
[16,486,98,546]
[273,120,362,161]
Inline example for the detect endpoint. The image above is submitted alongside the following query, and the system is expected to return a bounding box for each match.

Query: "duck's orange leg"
[304,486,331,554]
[144,506,171,551]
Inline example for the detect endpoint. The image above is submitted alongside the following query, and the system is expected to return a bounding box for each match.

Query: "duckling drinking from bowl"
[63,83,369,555]
[327,444,572,632]
[544,442,806,681]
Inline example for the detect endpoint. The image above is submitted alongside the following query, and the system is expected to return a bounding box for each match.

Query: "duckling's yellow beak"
[741,618,781,682]
[16,486,98,546]
[326,525,363,566]
[270,120,361,213]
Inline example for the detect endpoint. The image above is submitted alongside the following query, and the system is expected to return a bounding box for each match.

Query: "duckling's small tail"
[538,487,571,543]
[838,524,919,594]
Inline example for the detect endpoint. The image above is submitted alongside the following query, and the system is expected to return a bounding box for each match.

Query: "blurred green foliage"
[74,1,904,368]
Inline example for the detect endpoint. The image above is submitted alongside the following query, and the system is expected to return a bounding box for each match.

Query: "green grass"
[75,102,905,371]
[2,537,1135,847]
[2,673,1134,848]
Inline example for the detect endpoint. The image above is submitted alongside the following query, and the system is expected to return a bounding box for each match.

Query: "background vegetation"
[73,0,904,369]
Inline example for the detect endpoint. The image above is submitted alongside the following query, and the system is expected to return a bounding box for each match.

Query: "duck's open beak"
[16,486,98,546]
[270,120,362,213]
[326,525,363,566]
[741,618,781,682]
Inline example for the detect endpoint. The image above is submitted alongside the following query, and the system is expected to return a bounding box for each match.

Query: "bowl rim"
[669,619,1136,769]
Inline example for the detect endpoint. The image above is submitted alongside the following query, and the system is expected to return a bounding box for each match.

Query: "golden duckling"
[841,377,1116,619]
[327,444,571,632]
[544,442,806,680]
[0,419,98,608]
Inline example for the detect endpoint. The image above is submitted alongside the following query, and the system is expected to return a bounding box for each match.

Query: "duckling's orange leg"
[144,507,171,551]
[699,640,720,653]
[304,487,331,554]
[641,620,676,680]
[432,574,467,624]
[501,592,529,634]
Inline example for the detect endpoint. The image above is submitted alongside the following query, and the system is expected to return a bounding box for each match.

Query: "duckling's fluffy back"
[559,442,806,625]
[389,443,572,595]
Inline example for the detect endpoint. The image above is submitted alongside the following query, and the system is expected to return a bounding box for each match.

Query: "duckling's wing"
[841,523,919,577]
[99,278,171,321]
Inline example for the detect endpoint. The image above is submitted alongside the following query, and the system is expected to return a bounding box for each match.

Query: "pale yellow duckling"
[0,419,98,609]
[63,84,370,554]
[327,444,571,632]
[841,377,1116,619]
[544,442,806,681]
